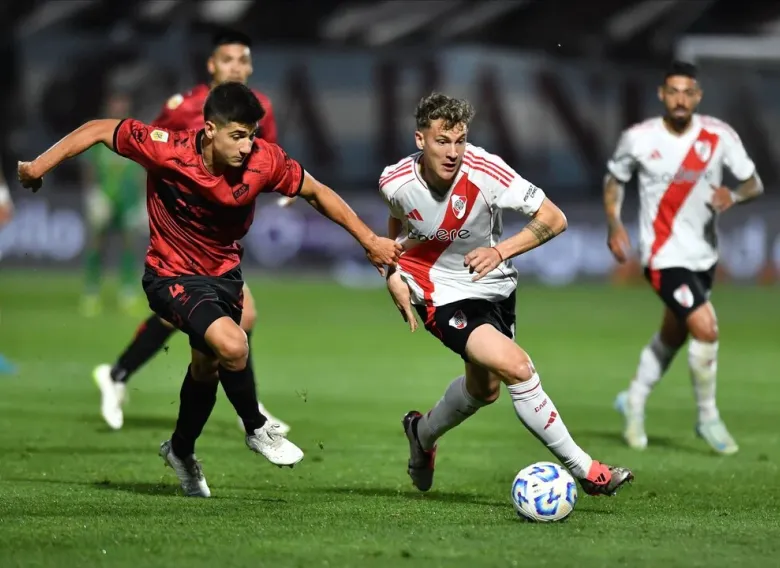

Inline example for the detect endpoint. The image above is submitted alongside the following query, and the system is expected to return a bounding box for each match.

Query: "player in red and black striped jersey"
[90,31,289,435]
[19,82,401,497]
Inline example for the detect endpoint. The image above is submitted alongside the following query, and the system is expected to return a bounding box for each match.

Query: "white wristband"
[0,184,10,206]
[730,190,744,204]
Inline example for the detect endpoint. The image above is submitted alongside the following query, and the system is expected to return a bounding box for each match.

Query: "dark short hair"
[415,92,475,131]
[212,29,252,50]
[664,60,697,81]
[203,82,264,126]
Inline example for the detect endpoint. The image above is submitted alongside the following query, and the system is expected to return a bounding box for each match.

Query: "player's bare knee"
[214,329,249,370]
[158,316,176,330]
[500,357,536,385]
[690,324,718,343]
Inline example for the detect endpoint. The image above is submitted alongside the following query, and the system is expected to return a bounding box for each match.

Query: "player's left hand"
[17,161,43,192]
[710,185,735,213]
[465,247,503,282]
[364,235,403,277]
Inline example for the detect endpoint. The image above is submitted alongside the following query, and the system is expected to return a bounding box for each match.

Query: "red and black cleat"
[402,410,437,492]
[579,460,634,496]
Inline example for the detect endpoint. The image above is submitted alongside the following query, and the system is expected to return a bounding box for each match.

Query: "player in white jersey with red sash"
[382,93,634,498]
[604,62,764,455]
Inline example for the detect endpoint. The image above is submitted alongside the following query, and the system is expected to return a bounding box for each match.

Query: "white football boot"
[93,364,127,430]
[614,391,648,450]
[159,440,210,497]
[696,418,739,455]
[236,401,291,435]
[246,422,303,467]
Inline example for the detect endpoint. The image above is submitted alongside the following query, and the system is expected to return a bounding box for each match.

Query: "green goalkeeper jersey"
[85,143,144,211]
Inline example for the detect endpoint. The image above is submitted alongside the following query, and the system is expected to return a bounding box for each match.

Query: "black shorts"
[644,264,716,320]
[415,292,516,362]
[142,265,244,355]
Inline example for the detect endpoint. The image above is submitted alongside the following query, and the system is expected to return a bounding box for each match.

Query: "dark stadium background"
[1,2,778,567]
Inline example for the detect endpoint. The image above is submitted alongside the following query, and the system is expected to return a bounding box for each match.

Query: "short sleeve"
[606,130,636,183]
[258,143,304,197]
[378,185,406,220]
[721,128,756,181]
[112,119,171,171]
[467,150,546,216]
[494,175,547,216]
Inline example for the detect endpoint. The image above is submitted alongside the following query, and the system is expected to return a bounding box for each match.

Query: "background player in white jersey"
[604,61,764,455]
[382,93,634,497]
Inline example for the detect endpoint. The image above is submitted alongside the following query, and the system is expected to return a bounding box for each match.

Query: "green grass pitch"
[0,271,778,567]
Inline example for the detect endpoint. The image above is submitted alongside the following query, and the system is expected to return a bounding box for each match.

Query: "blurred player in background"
[0,165,16,374]
[384,93,633,497]
[605,61,764,455]
[91,30,288,433]
[19,82,401,497]
[80,90,145,316]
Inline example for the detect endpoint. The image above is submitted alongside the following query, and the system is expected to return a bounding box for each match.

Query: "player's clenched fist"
[364,236,403,276]
[17,161,43,192]
[464,246,503,282]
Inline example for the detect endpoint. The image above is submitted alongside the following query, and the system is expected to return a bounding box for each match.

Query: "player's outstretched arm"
[18,119,121,192]
[465,198,568,281]
[603,173,631,263]
[298,172,402,275]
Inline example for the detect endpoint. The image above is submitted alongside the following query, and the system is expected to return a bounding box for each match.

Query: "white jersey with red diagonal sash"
[379,144,546,316]
[607,114,756,275]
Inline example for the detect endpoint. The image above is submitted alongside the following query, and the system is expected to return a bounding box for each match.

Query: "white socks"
[627,333,678,413]
[416,376,484,450]
[688,339,719,423]
[507,373,592,479]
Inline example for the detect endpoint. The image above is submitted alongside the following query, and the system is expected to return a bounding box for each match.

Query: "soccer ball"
[511,461,578,522]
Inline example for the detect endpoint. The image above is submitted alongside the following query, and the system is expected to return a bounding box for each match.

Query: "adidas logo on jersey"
[406,209,423,221]
[408,228,471,242]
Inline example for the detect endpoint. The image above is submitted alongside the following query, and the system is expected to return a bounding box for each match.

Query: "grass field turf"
[0,271,778,568]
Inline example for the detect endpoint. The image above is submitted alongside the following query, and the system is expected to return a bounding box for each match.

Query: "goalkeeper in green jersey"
[80,91,145,316]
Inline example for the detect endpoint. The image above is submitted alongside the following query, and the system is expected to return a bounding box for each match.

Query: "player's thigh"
[419,292,519,363]
[465,324,535,385]
[239,283,256,331]
[141,270,243,359]
[644,266,711,324]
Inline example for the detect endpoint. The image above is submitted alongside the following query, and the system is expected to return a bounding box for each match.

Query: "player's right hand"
[17,161,43,193]
[386,270,417,332]
[364,235,403,277]
[607,223,631,263]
